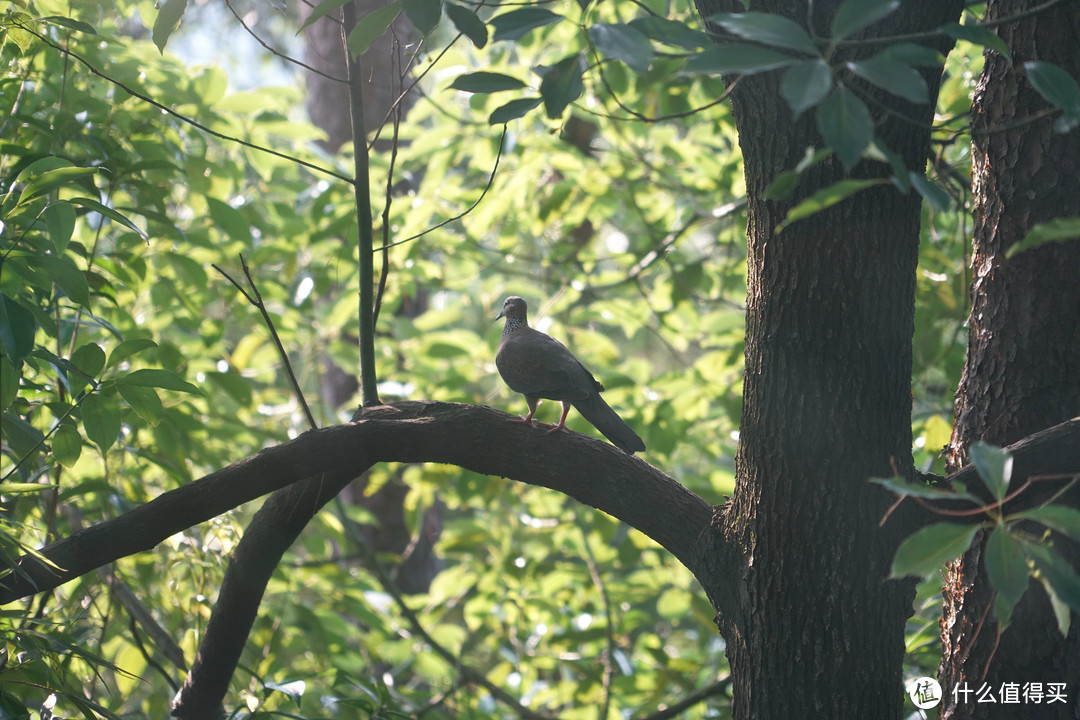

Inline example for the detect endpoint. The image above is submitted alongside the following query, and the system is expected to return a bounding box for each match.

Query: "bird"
[495,296,645,454]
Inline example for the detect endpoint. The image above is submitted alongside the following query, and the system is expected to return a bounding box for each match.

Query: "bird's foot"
[545,421,568,434]
[510,415,537,426]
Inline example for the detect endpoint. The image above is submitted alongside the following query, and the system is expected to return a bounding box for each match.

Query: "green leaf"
[39,15,98,34]
[206,197,251,242]
[119,368,201,395]
[1006,217,1080,258]
[589,23,653,75]
[969,441,1012,503]
[37,255,89,306]
[707,12,818,56]
[909,171,951,211]
[449,72,526,94]
[488,97,543,124]
[346,2,403,57]
[629,16,709,51]
[873,43,945,68]
[846,59,928,104]
[684,44,798,75]
[830,0,899,43]
[69,197,147,240]
[490,8,562,43]
[51,421,83,467]
[119,384,164,425]
[43,200,76,252]
[152,0,188,54]
[815,86,873,169]
[1,411,45,462]
[299,0,352,31]
[0,356,18,411]
[777,178,884,232]
[0,293,37,364]
[446,2,487,48]
[18,165,98,203]
[1014,506,1080,541]
[70,342,105,395]
[781,60,833,117]
[939,23,1011,62]
[403,0,441,36]
[1026,61,1080,124]
[81,393,120,452]
[869,475,980,503]
[1021,539,1080,618]
[107,338,158,368]
[985,525,1029,628]
[890,522,981,578]
[539,54,584,120]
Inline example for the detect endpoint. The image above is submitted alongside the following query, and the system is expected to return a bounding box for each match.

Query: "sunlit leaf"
[346,2,403,57]
[777,178,885,232]
[890,522,981,578]
[1007,217,1080,258]
[969,441,1012,503]
[152,0,188,53]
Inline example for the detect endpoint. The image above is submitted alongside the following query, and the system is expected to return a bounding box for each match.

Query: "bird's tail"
[573,394,645,454]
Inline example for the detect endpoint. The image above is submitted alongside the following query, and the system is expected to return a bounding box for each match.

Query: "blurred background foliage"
[0,0,974,715]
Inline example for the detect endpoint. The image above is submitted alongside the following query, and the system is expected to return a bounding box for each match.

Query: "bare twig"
[212,256,318,430]
[634,675,732,720]
[578,517,615,720]
[224,0,346,83]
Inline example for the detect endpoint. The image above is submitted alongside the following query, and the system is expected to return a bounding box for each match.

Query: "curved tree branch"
[0,403,716,604]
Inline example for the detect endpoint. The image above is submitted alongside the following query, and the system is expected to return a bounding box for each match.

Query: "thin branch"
[634,675,732,720]
[224,0,346,83]
[578,517,615,720]
[379,126,508,251]
[12,20,352,185]
[211,256,318,430]
[374,33,408,327]
[590,55,740,124]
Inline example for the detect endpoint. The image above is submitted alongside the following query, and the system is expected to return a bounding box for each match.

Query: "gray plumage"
[495,296,645,454]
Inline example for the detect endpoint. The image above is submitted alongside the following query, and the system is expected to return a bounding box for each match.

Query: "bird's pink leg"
[546,401,573,434]
[510,397,541,426]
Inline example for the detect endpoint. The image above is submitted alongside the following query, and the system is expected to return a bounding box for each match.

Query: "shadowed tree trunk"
[686,0,965,716]
[939,1,1080,717]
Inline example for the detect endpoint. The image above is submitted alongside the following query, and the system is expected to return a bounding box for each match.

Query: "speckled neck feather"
[501,317,526,336]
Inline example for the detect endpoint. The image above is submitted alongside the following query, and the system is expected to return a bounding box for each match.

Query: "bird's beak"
[495,308,505,321]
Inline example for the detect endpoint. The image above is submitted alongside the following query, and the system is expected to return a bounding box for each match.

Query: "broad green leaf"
[299,0,352,31]
[589,23,653,75]
[0,293,36,363]
[206,197,251,242]
[80,393,120,452]
[119,384,164,425]
[969,441,1012,503]
[1025,62,1080,120]
[629,16,709,51]
[684,44,798,75]
[346,2,403,57]
[909,171,951,211]
[403,0,441,36]
[890,522,981,578]
[119,368,201,395]
[0,356,18,411]
[539,54,584,120]
[39,15,98,34]
[37,255,89,306]
[985,525,1029,628]
[107,338,158,368]
[707,12,818,56]
[874,43,945,68]
[1,411,45,461]
[43,200,75,252]
[847,59,928,104]
[488,97,543,124]
[449,72,526,94]
[764,147,831,200]
[1006,217,1080,258]
[940,23,1011,62]
[0,482,49,494]
[777,179,885,232]
[51,421,83,467]
[1014,506,1080,541]
[815,86,873,169]
[1042,579,1073,638]
[490,8,562,43]
[781,60,833,117]
[1021,539,1080,617]
[152,0,188,53]
[18,166,98,203]
[445,2,487,48]
[69,197,147,240]
[70,342,105,395]
[830,0,899,43]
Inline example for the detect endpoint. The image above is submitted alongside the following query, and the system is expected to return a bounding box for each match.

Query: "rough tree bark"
[686,0,964,716]
[940,1,1080,717]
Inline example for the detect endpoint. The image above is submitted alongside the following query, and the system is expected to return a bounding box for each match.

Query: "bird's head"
[496,296,528,322]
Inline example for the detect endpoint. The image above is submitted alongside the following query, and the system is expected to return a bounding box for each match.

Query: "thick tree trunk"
[688,1,963,717]
[940,1,1080,717]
